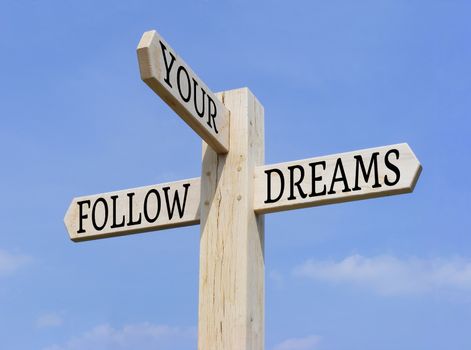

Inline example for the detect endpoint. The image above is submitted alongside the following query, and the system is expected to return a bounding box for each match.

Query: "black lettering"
[92,198,108,231]
[287,165,307,200]
[163,183,190,219]
[264,168,285,204]
[309,161,327,197]
[192,78,206,118]
[127,192,142,226]
[352,152,381,191]
[328,158,351,194]
[177,66,191,102]
[110,195,125,229]
[144,189,161,223]
[207,96,219,133]
[159,41,176,88]
[384,149,401,186]
[77,200,91,234]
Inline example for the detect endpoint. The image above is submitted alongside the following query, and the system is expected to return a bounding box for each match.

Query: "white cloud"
[43,323,196,350]
[36,313,63,328]
[294,254,471,296]
[0,249,31,276]
[273,335,321,350]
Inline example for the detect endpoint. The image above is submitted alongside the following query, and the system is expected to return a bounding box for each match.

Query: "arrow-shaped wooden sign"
[254,143,421,213]
[137,30,230,154]
[64,178,200,242]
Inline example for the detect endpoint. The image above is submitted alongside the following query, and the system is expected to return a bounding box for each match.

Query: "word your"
[159,40,220,133]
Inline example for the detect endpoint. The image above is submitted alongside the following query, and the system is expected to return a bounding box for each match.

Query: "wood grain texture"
[64,178,200,242]
[137,30,230,154]
[199,88,265,350]
[254,143,422,214]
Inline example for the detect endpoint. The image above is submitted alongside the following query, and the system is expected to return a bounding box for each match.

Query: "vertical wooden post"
[199,88,265,350]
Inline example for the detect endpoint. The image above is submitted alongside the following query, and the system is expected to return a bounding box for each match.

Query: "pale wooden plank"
[254,143,422,214]
[199,88,265,350]
[137,30,230,154]
[64,178,200,242]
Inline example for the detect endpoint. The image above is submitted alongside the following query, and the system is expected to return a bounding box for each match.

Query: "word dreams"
[75,182,192,235]
[264,148,401,204]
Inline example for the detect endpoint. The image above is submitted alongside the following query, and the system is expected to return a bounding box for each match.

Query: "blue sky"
[1,0,470,349]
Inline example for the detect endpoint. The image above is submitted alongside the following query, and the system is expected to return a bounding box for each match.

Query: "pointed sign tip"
[136,30,156,50]
[402,142,422,192]
[64,198,78,242]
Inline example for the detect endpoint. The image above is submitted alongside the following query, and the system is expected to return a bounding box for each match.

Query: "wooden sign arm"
[253,143,422,214]
[137,30,230,154]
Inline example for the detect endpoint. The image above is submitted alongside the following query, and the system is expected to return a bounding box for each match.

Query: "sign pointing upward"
[137,30,230,154]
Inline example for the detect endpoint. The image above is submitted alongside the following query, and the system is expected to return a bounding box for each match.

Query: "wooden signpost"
[64,29,422,350]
